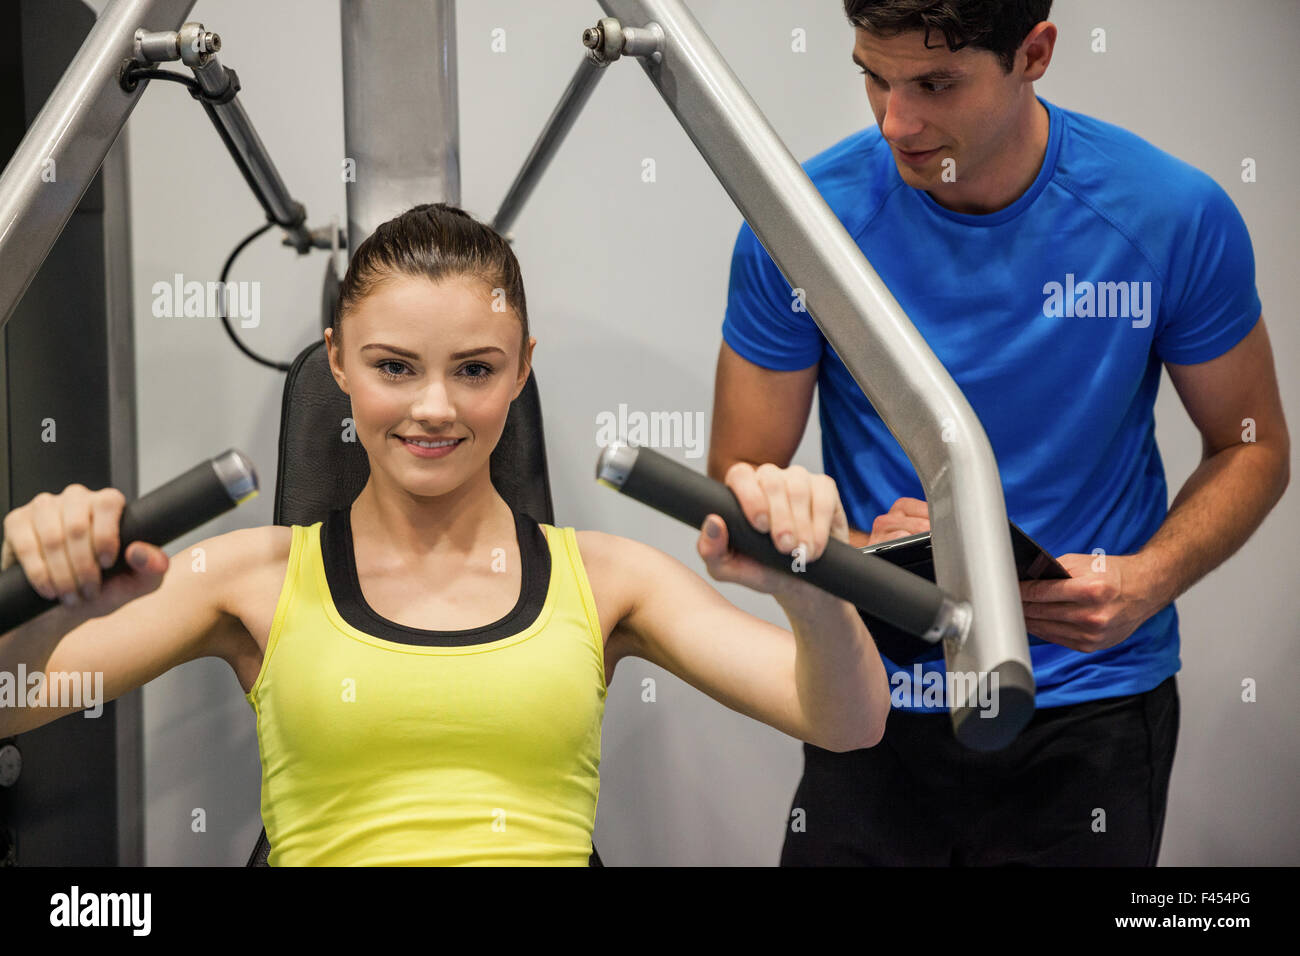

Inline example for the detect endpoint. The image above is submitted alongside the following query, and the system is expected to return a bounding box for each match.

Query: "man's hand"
[865,497,929,546]
[847,496,929,548]
[862,498,1166,653]
[1019,553,1165,653]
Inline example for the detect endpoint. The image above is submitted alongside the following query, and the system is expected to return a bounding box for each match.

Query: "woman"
[0,203,890,865]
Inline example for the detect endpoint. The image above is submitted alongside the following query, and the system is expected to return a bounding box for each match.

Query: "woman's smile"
[395,435,464,458]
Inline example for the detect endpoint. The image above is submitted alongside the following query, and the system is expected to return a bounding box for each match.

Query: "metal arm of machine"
[125,21,334,254]
[490,17,666,240]
[0,0,198,330]
[0,1,344,332]
[584,0,1033,750]
[491,47,613,241]
[488,1,1033,747]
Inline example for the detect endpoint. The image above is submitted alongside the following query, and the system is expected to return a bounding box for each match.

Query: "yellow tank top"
[244,507,606,865]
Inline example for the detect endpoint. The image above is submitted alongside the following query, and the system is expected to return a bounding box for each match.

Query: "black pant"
[780,676,1179,866]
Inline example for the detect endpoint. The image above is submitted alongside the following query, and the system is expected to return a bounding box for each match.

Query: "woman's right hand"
[1,484,169,620]
[865,497,931,546]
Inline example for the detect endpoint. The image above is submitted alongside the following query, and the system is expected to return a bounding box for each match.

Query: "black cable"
[125,64,299,235]
[124,66,308,372]
[217,221,294,372]
[124,67,201,95]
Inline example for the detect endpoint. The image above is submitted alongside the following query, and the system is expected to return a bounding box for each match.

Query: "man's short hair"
[843,0,1053,73]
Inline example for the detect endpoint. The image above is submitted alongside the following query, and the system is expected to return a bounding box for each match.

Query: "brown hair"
[332,202,529,371]
[843,0,1053,73]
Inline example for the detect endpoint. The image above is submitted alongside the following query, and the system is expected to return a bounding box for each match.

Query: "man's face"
[852,26,1026,194]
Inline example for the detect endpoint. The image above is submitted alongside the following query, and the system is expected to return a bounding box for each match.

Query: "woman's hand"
[697,462,849,600]
[1,484,169,621]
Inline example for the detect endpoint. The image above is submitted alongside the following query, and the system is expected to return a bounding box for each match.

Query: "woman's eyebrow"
[361,343,506,360]
[362,343,420,358]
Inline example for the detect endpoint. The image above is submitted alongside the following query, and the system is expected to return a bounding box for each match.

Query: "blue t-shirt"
[721,95,1261,710]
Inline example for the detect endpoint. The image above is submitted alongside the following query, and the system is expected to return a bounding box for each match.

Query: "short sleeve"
[721,221,824,371]
[1154,176,1262,364]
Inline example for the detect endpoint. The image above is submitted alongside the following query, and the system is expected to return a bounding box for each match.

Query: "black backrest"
[245,337,576,866]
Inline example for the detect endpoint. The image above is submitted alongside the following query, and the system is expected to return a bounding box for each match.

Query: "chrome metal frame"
[0,0,197,328]
[339,0,460,258]
[492,49,611,240]
[578,0,1034,749]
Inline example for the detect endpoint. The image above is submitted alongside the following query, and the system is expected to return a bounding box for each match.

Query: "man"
[709,0,1289,865]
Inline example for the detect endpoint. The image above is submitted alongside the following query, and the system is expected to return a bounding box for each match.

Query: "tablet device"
[857,520,1069,664]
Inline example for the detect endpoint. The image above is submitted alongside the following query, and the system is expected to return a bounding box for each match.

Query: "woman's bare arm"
[0,526,258,737]
[593,529,888,753]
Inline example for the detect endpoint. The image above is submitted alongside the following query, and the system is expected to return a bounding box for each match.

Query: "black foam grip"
[610,447,946,638]
[0,453,253,633]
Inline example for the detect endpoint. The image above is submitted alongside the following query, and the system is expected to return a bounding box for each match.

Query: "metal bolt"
[582,26,601,49]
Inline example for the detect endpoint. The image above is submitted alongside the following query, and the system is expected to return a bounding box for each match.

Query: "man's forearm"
[1134,442,1290,609]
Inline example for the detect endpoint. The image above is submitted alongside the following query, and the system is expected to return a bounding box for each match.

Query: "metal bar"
[0,0,198,329]
[131,22,312,249]
[492,51,611,239]
[100,127,142,866]
[191,59,307,237]
[339,0,459,257]
[597,0,1033,750]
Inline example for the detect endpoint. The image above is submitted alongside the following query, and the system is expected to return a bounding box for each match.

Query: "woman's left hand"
[697,462,849,600]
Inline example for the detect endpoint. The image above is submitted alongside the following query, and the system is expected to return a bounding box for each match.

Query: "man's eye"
[858,69,951,94]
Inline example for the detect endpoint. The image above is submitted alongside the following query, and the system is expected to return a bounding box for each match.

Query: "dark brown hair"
[332,202,529,371]
[843,0,1053,73]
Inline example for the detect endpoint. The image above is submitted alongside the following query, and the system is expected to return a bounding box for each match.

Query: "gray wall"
[105,0,1296,865]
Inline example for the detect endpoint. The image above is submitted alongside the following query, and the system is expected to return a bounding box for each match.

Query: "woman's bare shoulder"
[228,523,294,559]
[572,529,630,580]
[204,524,295,635]
[571,528,687,620]
[203,523,293,575]
[572,528,686,567]
[572,528,618,587]
[570,530,643,646]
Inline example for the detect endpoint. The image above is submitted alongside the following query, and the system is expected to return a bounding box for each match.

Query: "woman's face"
[325,273,535,498]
